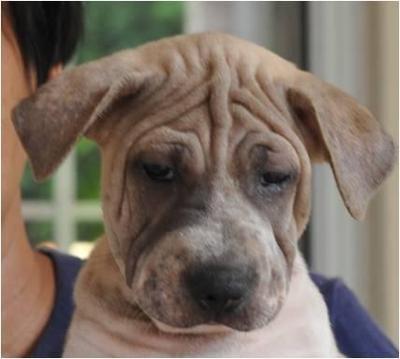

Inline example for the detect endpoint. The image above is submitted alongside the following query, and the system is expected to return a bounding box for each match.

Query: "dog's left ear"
[12,53,157,181]
[285,71,396,220]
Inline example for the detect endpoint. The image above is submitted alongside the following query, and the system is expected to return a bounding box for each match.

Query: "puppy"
[13,32,395,357]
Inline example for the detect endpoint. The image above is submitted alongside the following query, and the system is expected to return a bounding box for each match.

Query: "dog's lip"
[151,310,269,333]
[140,297,273,333]
[152,318,234,335]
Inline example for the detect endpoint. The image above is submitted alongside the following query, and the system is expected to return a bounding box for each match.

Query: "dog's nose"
[186,265,254,315]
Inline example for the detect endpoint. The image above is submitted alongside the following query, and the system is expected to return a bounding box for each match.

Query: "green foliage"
[26,221,53,246]
[77,221,104,242]
[77,138,101,200]
[77,2,183,64]
[21,164,52,199]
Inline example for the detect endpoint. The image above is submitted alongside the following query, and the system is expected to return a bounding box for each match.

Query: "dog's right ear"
[12,52,154,181]
[285,70,396,220]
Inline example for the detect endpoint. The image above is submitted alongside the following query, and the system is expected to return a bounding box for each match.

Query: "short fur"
[13,32,395,357]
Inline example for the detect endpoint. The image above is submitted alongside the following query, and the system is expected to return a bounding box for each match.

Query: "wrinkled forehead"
[130,33,297,112]
[101,34,303,164]
[133,33,297,80]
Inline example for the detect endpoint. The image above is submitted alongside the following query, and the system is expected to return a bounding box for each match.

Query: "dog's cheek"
[246,218,292,328]
[245,254,289,329]
[260,189,299,270]
[107,166,173,281]
[132,239,206,327]
[99,151,132,269]
[272,221,298,271]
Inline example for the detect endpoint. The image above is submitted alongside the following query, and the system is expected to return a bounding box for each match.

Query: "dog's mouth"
[138,295,286,334]
[132,265,287,333]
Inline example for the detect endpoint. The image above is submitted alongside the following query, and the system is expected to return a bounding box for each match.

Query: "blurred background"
[21,2,398,343]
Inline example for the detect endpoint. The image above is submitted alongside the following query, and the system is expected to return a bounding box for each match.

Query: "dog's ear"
[12,52,154,181]
[286,71,396,220]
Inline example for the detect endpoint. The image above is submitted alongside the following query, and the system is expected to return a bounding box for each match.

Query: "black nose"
[186,265,255,315]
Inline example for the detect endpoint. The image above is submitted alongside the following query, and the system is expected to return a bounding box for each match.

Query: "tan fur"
[12,32,394,357]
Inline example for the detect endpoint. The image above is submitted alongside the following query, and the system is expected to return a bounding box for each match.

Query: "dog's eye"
[260,172,291,188]
[142,162,175,182]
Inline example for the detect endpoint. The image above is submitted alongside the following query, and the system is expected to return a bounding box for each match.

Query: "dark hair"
[7,2,84,85]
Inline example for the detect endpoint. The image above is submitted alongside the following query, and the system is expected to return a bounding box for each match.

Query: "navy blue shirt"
[30,249,398,357]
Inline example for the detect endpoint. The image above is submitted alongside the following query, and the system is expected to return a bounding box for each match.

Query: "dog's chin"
[140,301,283,334]
[152,318,234,335]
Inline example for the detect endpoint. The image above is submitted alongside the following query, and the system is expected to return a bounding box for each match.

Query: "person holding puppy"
[2,3,83,356]
[2,2,397,357]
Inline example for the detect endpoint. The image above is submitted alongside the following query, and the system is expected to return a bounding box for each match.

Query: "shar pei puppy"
[13,32,395,357]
